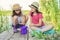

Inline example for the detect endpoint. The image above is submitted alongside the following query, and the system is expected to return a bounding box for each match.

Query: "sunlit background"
[0,0,39,10]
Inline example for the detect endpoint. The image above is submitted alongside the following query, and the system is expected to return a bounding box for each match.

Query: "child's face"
[15,10,20,14]
[30,7,36,12]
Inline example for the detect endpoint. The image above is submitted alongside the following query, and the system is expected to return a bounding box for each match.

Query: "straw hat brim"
[29,5,37,9]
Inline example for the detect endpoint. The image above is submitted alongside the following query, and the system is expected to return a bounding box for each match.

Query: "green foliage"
[0,16,11,33]
[33,31,60,40]
[0,10,12,16]
[0,10,29,16]
[39,0,60,30]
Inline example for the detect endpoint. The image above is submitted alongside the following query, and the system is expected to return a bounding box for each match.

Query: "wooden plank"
[9,32,27,40]
[0,29,28,40]
[0,29,14,40]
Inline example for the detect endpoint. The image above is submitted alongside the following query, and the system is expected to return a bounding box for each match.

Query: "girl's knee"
[49,25,53,28]
[30,27,33,29]
[46,25,53,29]
[30,26,34,30]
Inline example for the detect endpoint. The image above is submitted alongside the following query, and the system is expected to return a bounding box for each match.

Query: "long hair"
[12,9,22,17]
[31,9,42,16]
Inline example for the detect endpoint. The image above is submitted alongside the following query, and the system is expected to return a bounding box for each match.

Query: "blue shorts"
[12,24,24,28]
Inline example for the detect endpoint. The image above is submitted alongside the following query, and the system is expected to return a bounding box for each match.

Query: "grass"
[0,10,29,16]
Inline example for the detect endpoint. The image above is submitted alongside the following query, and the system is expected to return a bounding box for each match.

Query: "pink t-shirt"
[30,12,45,26]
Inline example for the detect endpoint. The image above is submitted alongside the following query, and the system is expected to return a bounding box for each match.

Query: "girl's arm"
[30,16,32,24]
[29,16,34,27]
[19,15,26,25]
[24,15,28,23]
[13,16,18,26]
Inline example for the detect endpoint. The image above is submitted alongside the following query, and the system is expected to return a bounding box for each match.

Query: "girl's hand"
[29,24,32,27]
[29,23,34,27]
[31,23,35,26]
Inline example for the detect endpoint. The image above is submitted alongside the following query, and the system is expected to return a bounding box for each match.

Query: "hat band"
[31,4,38,9]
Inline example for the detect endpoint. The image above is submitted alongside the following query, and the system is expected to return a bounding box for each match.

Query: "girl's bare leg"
[30,25,53,33]
[30,26,41,30]
[41,25,53,32]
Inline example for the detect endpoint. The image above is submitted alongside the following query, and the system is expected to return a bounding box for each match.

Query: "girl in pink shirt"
[29,2,54,37]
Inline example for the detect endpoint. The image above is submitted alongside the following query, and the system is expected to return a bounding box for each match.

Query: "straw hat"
[12,4,21,10]
[29,2,39,9]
